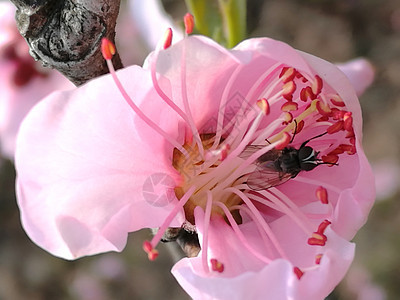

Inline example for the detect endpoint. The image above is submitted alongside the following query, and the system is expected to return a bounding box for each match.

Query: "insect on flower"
[242,127,336,191]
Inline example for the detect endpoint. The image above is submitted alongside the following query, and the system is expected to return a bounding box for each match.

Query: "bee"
[242,131,333,190]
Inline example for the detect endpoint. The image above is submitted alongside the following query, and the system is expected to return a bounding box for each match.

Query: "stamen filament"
[201,191,213,273]
[104,58,189,157]
[149,186,196,248]
[215,202,272,263]
[224,187,288,259]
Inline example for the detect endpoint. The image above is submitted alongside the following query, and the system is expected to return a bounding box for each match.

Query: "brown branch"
[10,0,122,86]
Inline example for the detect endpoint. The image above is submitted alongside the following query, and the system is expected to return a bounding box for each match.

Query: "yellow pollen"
[173,135,243,224]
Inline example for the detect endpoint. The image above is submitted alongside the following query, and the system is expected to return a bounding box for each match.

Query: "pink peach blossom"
[0,2,73,159]
[15,33,375,299]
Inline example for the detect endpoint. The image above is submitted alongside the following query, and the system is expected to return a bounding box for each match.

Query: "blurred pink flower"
[15,32,375,299]
[0,2,73,159]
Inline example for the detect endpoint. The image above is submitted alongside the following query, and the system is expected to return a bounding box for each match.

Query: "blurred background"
[1,0,399,299]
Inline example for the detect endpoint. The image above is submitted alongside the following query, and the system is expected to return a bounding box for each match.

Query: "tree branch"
[10,0,122,86]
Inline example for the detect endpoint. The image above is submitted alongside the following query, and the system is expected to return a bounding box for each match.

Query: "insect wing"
[246,167,293,190]
[240,146,281,161]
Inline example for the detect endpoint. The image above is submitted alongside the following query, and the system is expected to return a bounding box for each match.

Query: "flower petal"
[15,66,184,259]
[336,58,375,97]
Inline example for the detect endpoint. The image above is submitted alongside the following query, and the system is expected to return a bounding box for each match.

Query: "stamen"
[101,38,116,60]
[316,186,328,204]
[101,38,189,157]
[256,189,314,234]
[201,191,213,273]
[180,39,205,157]
[294,267,304,279]
[315,253,323,264]
[143,240,159,261]
[145,186,196,256]
[330,95,345,107]
[224,188,288,259]
[210,258,224,273]
[162,28,173,49]
[215,202,272,263]
[307,232,327,246]
[184,13,194,35]
[275,132,291,150]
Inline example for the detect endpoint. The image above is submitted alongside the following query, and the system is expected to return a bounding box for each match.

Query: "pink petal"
[15,66,184,259]
[336,58,375,97]
[172,213,355,300]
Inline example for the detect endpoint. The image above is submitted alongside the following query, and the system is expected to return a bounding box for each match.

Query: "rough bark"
[10,0,122,86]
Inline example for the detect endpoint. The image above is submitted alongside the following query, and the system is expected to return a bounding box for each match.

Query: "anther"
[322,154,339,165]
[162,28,173,49]
[279,67,296,83]
[282,81,296,101]
[311,75,323,96]
[317,220,331,234]
[210,258,224,273]
[343,112,353,131]
[316,100,331,116]
[307,232,327,246]
[293,120,305,134]
[257,98,270,115]
[293,267,304,279]
[330,95,345,107]
[315,253,323,265]
[184,13,194,34]
[275,132,291,150]
[143,241,159,261]
[281,112,293,125]
[316,186,328,204]
[101,38,116,60]
[300,86,315,102]
[281,101,298,112]
[327,121,344,134]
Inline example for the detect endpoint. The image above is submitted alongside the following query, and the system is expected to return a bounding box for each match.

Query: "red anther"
[293,120,305,134]
[162,28,173,49]
[257,98,270,115]
[322,154,339,165]
[279,67,297,83]
[343,112,353,131]
[327,121,344,134]
[330,95,345,107]
[316,115,329,122]
[293,267,304,279]
[307,232,327,246]
[311,75,323,96]
[328,146,345,156]
[210,259,224,273]
[316,100,331,116]
[300,86,315,102]
[295,71,308,83]
[331,108,345,120]
[281,101,298,112]
[143,241,159,261]
[346,129,355,139]
[275,132,291,150]
[282,81,296,101]
[348,136,356,145]
[184,13,194,34]
[338,144,356,155]
[316,186,328,204]
[281,112,293,125]
[315,254,323,265]
[101,38,116,60]
[317,220,331,234]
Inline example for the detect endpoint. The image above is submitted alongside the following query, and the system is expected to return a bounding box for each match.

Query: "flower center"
[101,34,357,278]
